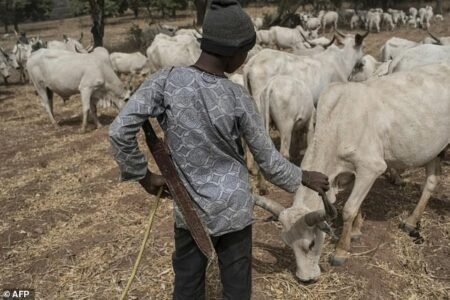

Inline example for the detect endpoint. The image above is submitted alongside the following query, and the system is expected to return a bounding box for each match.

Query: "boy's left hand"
[139,170,170,197]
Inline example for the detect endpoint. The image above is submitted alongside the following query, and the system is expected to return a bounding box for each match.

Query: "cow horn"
[323,36,336,49]
[85,44,94,53]
[79,32,84,43]
[427,30,442,45]
[304,210,327,226]
[320,192,338,220]
[335,29,346,38]
[253,194,286,219]
[355,31,369,46]
[63,34,68,42]
[299,30,316,47]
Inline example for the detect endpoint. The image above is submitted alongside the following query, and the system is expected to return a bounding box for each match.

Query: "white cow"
[321,11,339,33]
[435,14,444,21]
[256,29,273,47]
[306,17,321,31]
[348,54,390,82]
[47,34,91,53]
[0,48,19,84]
[388,44,450,73]
[380,37,418,62]
[260,75,314,160]
[269,26,309,50]
[244,32,368,107]
[423,31,450,45]
[27,47,129,132]
[174,28,202,38]
[252,17,264,30]
[407,16,419,28]
[381,13,395,31]
[146,33,201,73]
[366,11,381,32]
[243,32,369,175]
[350,14,361,30]
[409,7,418,19]
[420,6,433,29]
[110,52,150,86]
[255,63,450,282]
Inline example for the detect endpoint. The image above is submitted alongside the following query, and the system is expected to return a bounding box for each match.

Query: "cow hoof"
[399,222,417,234]
[351,233,362,242]
[330,255,347,266]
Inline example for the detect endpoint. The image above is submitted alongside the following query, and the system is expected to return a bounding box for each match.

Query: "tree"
[0,0,53,32]
[88,0,105,47]
[193,0,207,25]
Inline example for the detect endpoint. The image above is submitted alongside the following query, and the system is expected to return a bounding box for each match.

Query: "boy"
[109,0,329,298]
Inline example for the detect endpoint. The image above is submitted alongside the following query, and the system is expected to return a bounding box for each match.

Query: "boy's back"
[109,65,301,235]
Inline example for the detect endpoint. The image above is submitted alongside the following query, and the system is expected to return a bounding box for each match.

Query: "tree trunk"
[88,0,105,47]
[194,0,208,26]
[436,0,443,15]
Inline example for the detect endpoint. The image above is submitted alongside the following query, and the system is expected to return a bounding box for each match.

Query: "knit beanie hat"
[201,0,256,57]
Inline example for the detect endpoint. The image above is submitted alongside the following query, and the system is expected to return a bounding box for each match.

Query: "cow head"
[255,189,338,283]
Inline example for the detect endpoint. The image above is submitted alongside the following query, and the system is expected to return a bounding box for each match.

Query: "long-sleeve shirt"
[109,66,302,236]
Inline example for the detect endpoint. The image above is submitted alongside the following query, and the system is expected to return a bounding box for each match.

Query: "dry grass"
[0,7,450,300]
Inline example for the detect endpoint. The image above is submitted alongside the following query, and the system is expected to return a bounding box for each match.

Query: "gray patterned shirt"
[109,66,302,236]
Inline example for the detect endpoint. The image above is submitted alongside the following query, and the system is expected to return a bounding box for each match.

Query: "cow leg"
[331,169,383,266]
[277,119,294,160]
[37,86,58,127]
[80,88,93,133]
[351,209,363,241]
[127,73,134,89]
[90,100,103,129]
[401,157,441,233]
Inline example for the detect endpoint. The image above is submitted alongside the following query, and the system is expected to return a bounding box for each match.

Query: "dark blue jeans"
[172,225,252,300]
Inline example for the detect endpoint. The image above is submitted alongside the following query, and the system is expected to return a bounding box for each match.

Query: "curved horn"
[427,30,442,45]
[323,35,336,49]
[304,210,327,226]
[299,30,316,47]
[253,194,286,219]
[335,28,346,38]
[85,44,94,53]
[79,32,84,42]
[355,30,369,46]
[320,193,338,220]
[75,45,83,53]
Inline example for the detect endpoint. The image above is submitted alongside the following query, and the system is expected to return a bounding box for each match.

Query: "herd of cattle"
[0,4,449,284]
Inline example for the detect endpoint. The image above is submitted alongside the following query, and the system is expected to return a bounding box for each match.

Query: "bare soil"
[0,8,449,300]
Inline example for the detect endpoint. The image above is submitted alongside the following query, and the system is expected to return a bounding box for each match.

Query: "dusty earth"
[0,7,449,300]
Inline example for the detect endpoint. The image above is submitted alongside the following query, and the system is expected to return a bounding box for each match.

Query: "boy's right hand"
[139,170,169,197]
[301,170,330,195]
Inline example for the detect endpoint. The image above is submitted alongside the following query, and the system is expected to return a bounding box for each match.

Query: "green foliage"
[0,0,53,30]
[70,0,127,17]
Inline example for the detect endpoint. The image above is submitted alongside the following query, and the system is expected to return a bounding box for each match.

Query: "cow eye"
[308,240,315,250]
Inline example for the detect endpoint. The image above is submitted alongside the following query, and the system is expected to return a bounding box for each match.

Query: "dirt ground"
[1,7,449,300]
